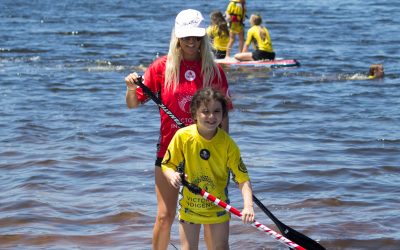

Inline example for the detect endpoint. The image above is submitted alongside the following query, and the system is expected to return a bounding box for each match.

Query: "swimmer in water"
[345,64,384,80]
[368,64,384,79]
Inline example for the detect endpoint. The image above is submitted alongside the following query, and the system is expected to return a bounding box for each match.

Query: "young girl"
[234,14,276,61]
[207,11,230,59]
[162,87,254,249]
[225,0,246,58]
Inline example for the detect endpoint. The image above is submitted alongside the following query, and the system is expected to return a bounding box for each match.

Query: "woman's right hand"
[125,72,140,108]
[125,72,139,91]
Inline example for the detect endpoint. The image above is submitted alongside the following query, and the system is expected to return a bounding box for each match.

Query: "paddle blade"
[280,225,326,250]
[253,195,326,250]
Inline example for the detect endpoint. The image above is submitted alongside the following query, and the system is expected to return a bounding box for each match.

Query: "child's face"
[195,100,223,136]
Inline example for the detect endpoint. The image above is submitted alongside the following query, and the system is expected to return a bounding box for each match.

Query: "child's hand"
[241,205,255,224]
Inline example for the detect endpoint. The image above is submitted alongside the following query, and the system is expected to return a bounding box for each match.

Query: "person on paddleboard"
[207,11,230,59]
[225,0,246,58]
[124,9,232,250]
[162,87,254,249]
[234,14,276,61]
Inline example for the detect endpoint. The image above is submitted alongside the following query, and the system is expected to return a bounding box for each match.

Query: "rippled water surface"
[1,0,399,249]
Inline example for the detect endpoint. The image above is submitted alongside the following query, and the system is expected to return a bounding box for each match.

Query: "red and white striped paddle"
[180,176,306,250]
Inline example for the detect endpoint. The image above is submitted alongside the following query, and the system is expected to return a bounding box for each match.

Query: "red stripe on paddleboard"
[215,59,300,67]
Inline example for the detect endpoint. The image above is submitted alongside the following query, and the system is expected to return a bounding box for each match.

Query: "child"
[234,14,276,61]
[225,0,246,58]
[162,87,254,249]
[368,64,384,79]
[207,11,230,59]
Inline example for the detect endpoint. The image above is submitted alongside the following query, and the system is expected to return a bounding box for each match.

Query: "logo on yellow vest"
[199,149,210,160]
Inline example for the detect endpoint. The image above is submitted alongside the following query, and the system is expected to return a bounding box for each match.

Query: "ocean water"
[1,0,399,249]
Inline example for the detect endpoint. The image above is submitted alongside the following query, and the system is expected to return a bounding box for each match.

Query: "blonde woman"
[124,9,232,250]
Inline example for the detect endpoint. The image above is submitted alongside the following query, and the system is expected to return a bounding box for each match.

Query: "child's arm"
[239,180,255,223]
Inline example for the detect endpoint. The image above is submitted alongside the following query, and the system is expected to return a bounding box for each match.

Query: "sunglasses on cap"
[180,36,203,42]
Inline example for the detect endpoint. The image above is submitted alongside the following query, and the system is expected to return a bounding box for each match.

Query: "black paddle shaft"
[133,75,185,128]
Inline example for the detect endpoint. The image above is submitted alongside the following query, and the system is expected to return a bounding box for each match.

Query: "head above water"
[175,9,206,38]
[190,87,228,121]
[368,64,384,79]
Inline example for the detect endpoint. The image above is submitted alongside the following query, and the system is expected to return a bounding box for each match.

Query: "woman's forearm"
[125,89,140,108]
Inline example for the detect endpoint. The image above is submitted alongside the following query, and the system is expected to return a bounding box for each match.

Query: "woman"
[124,9,232,250]
[162,87,254,249]
[234,14,276,61]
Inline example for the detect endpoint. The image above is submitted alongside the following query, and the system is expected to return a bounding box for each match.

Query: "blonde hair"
[164,29,223,92]
[251,14,267,41]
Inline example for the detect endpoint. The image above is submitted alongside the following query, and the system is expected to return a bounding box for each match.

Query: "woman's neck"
[182,53,200,61]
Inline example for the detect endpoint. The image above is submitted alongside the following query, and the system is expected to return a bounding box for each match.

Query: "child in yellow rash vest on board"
[162,87,254,249]
[234,14,276,61]
[207,11,230,59]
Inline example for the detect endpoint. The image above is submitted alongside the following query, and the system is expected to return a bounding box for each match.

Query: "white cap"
[174,9,206,38]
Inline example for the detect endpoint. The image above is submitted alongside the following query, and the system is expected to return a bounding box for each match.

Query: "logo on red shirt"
[184,70,196,81]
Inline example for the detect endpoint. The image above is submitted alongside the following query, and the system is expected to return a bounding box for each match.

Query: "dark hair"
[210,11,229,37]
[190,87,228,121]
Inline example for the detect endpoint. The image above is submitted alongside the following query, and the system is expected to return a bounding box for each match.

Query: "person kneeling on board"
[234,14,275,61]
